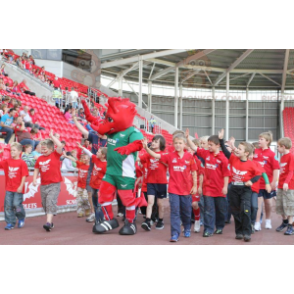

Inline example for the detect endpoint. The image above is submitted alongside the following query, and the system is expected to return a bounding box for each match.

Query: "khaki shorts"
[40,183,61,215]
[276,189,294,216]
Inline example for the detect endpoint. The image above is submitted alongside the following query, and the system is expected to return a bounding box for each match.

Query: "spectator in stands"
[53,76,61,89]
[61,150,77,170]
[19,106,43,130]
[19,80,35,96]
[1,64,8,76]
[64,107,74,124]
[0,78,6,91]
[29,55,35,65]
[31,143,42,158]
[22,144,38,168]
[149,116,156,133]
[28,108,45,130]
[69,87,79,109]
[52,87,63,108]
[0,108,17,144]
[24,59,33,74]
[11,81,20,96]
[0,104,8,117]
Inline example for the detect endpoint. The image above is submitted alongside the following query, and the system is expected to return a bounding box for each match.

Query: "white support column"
[174,67,179,128]
[225,72,230,140]
[281,90,285,138]
[179,85,183,130]
[212,87,215,134]
[148,80,152,113]
[138,57,143,108]
[246,87,249,141]
[118,75,123,97]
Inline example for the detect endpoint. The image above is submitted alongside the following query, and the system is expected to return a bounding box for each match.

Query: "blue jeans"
[72,102,78,109]
[86,160,94,192]
[20,139,39,150]
[169,193,192,237]
[92,188,104,222]
[198,195,204,224]
[203,196,227,234]
[251,192,258,225]
[0,126,14,144]
[4,191,26,226]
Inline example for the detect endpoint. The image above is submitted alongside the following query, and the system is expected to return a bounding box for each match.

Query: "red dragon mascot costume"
[81,98,147,235]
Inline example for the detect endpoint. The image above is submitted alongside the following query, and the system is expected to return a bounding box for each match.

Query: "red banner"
[0,173,78,212]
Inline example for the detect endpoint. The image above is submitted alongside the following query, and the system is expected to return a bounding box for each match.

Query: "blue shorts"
[258,189,276,199]
[147,183,167,199]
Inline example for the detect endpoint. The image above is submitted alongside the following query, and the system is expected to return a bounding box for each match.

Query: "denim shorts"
[258,189,276,199]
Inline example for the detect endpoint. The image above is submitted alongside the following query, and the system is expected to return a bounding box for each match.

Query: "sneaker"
[141,221,151,231]
[265,219,272,229]
[203,231,213,237]
[184,230,191,238]
[86,213,95,223]
[18,219,25,228]
[235,234,243,240]
[119,220,137,235]
[170,234,179,242]
[276,222,288,232]
[93,218,119,234]
[284,224,294,235]
[155,220,164,230]
[254,222,261,231]
[43,222,54,232]
[244,235,251,242]
[194,220,201,233]
[4,223,14,230]
[214,229,223,234]
[117,212,124,217]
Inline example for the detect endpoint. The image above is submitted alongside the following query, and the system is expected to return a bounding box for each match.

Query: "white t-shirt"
[69,91,78,103]
[19,110,32,123]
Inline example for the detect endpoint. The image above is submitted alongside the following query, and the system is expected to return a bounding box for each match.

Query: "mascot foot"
[92,218,119,234]
[119,220,137,235]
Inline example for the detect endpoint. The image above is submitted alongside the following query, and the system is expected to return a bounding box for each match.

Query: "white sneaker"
[265,219,272,229]
[254,222,261,231]
[194,220,200,233]
[86,213,95,223]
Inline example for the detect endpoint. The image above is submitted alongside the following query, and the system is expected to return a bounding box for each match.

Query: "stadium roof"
[100,49,294,91]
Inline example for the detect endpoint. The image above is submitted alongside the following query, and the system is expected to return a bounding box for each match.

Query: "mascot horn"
[81,98,147,235]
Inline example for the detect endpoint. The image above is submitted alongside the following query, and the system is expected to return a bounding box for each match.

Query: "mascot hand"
[114,140,143,155]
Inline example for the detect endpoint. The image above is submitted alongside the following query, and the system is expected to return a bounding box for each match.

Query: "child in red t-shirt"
[63,151,90,218]
[140,135,168,231]
[78,143,107,225]
[186,128,230,237]
[218,130,262,242]
[276,137,294,235]
[0,142,28,230]
[142,133,197,242]
[253,131,280,230]
[33,130,63,232]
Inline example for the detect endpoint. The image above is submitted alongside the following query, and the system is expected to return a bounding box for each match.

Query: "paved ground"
[0,200,294,245]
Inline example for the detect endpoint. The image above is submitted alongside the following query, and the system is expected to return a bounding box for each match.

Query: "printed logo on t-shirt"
[280,162,287,174]
[173,166,185,172]
[254,154,258,158]
[119,134,126,138]
[172,158,177,163]
[206,163,217,170]
[258,161,265,167]
[78,169,88,178]
[263,156,269,159]
[232,166,247,182]
[185,160,190,164]
[8,167,19,179]
[108,138,119,146]
[39,159,51,172]
[206,156,210,161]
[216,159,221,164]
[93,164,102,176]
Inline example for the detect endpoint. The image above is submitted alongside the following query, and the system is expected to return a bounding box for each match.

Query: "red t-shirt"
[197,149,230,197]
[192,154,205,192]
[76,161,89,189]
[251,161,266,193]
[89,156,107,189]
[0,158,29,193]
[160,151,197,196]
[253,148,280,189]
[53,79,61,88]
[140,151,168,184]
[278,153,294,189]
[229,153,262,183]
[35,150,63,185]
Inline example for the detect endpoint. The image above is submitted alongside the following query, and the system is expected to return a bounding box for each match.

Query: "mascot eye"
[107,117,114,123]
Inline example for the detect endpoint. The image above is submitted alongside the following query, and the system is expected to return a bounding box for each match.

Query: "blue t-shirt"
[88,131,107,154]
[0,114,14,130]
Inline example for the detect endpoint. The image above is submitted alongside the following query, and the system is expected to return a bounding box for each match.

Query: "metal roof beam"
[220,72,251,84]
[258,73,281,86]
[101,49,187,68]
[282,49,290,93]
[177,49,216,67]
[181,70,200,84]
[151,66,176,81]
[247,73,256,87]
[203,70,213,85]
[214,49,254,86]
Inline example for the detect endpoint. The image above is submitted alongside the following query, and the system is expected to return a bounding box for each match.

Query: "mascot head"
[95,97,137,135]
